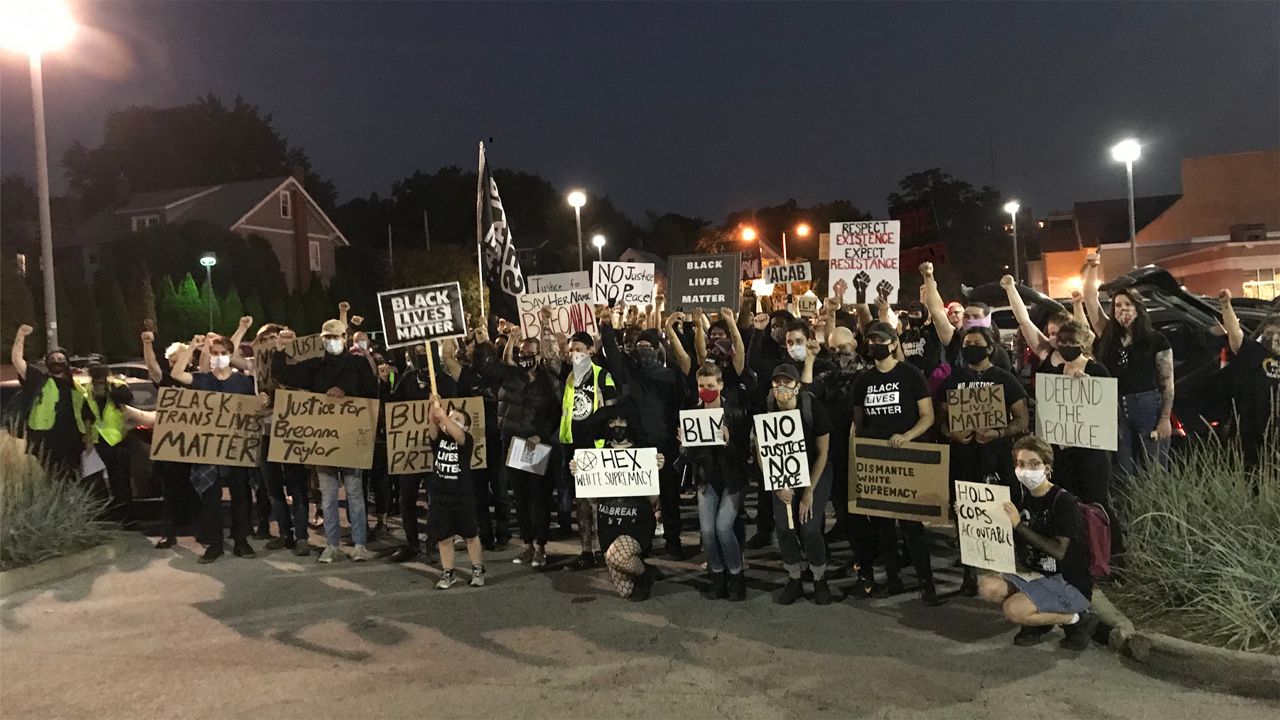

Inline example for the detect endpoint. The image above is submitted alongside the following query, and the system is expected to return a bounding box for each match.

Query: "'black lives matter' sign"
[377,281,467,349]
[667,252,741,312]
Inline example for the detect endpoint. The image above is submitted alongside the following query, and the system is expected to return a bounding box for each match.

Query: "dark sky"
[2,1,1277,221]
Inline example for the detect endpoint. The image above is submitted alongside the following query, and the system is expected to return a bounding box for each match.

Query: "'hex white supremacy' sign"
[754,409,811,491]
[377,282,467,349]
[572,447,660,499]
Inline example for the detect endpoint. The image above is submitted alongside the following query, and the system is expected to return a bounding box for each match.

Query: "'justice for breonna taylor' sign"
[377,281,467,349]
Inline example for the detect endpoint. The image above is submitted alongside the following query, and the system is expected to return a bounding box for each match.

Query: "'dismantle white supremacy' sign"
[377,281,467,349]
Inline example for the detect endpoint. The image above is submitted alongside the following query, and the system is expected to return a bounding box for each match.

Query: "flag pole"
[476,142,487,319]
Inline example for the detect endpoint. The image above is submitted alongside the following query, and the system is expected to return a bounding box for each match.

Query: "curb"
[1093,588,1280,700]
[0,532,132,598]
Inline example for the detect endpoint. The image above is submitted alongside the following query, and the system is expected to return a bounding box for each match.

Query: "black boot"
[775,578,804,605]
[704,570,727,599]
[629,565,654,602]
[727,571,746,601]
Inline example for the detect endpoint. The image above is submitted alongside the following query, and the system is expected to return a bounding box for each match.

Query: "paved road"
[2,529,1275,720]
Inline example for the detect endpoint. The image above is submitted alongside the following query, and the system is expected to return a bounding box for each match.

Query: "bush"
[1110,431,1280,654]
[0,431,111,571]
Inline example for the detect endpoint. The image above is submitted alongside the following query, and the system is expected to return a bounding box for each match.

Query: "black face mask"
[633,346,660,368]
[516,355,537,370]
[609,425,630,444]
[904,315,924,329]
[868,344,892,361]
[1058,346,1083,362]
[961,345,990,365]
[45,361,68,376]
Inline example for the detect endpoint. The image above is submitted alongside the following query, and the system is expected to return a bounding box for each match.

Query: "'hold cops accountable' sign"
[150,387,263,467]
[667,252,741,312]
[268,389,379,469]
[573,447,660,499]
[377,281,467,349]
[754,409,811,491]
[1035,375,1118,451]
[955,480,1016,573]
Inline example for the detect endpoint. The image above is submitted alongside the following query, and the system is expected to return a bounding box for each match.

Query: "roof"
[618,247,665,267]
[1072,194,1181,248]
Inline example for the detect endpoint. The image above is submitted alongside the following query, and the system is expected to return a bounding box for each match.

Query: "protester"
[897,300,945,378]
[425,396,486,589]
[142,326,196,549]
[1217,292,1279,472]
[977,435,1098,651]
[272,319,378,563]
[465,326,512,550]
[804,321,867,547]
[692,308,753,410]
[251,323,313,557]
[1082,255,1174,476]
[80,362,136,524]
[1000,275,1073,374]
[919,262,1013,371]
[743,309,795,549]
[10,325,84,479]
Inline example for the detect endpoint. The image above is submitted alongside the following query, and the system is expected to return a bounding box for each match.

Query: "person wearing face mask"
[171,334,265,563]
[849,322,943,604]
[919,262,1012,371]
[1000,275,1073,375]
[272,319,379,563]
[978,436,1097,651]
[897,301,944,378]
[78,362,137,524]
[692,311,754,410]
[779,320,835,378]
[251,324,314,558]
[742,309,797,549]
[1219,294,1280,474]
[805,325,868,550]
[1082,256,1174,478]
[11,326,92,479]
[425,398,486,589]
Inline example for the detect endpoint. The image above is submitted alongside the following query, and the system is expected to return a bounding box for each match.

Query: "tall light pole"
[1111,139,1142,270]
[1003,201,1021,283]
[567,190,587,271]
[200,253,217,331]
[1,1,77,350]
[591,234,606,261]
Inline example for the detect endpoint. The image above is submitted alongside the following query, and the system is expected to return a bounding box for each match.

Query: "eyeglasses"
[1015,459,1046,470]
[771,382,799,390]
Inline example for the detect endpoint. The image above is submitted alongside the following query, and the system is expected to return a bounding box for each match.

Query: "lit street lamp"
[567,190,587,271]
[200,253,217,331]
[780,222,810,298]
[591,233,606,261]
[1003,201,1021,283]
[1,0,77,349]
[1110,139,1142,270]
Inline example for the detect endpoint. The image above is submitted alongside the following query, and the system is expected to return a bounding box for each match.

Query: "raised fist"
[1218,288,1232,303]
[338,301,351,313]
[1085,253,1100,267]
[1000,275,1015,290]
[919,261,934,277]
[718,307,737,325]
[805,338,821,356]
[751,313,769,331]
[238,315,253,329]
[852,271,872,304]
[876,279,894,301]
[17,324,33,337]
[832,278,848,302]
[141,330,155,344]
[350,315,364,327]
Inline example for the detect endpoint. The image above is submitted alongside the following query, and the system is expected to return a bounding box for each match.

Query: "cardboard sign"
[268,389,379,469]
[507,437,553,475]
[377,282,467,349]
[849,438,950,523]
[764,262,811,286]
[253,334,324,390]
[678,408,725,447]
[572,447,660,498]
[796,294,819,318]
[1035,375,1118,451]
[828,220,901,303]
[754,409,811,491]
[527,271,589,293]
[150,387,264,467]
[517,288,598,339]
[955,481,1016,573]
[384,400,434,475]
[667,252,741,312]
[592,261,655,307]
[947,385,1008,432]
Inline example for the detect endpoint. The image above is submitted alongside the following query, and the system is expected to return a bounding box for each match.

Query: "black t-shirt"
[852,361,931,440]
[1108,332,1170,395]
[941,364,1027,430]
[189,370,256,395]
[428,433,473,496]
[947,333,1012,371]
[596,496,656,555]
[154,355,177,388]
[20,366,81,441]
[787,392,833,467]
[1231,338,1280,439]
[900,323,943,374]
[1018,485,1093,598]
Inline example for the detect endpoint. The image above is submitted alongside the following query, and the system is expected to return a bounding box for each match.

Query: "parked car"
[109,361,154,381]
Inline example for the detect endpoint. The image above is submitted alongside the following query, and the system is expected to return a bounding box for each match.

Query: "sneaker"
[745,533,772,550]
[813,579,833,606]
[254,528,273,541]
[1013,624,1054,647]
[197,546,223,564]
[435,569,459,590]
[317,546,342,564]
[265,536,290,551]
[470,565,486,587]
[232,541,256,558]
[727,571,746,601]
[775,578,804,605]
[513,546,535,565]
[292,543,311,557]
[390,547,419,563]
[567,552,596,571]
[874,576,906,598]
[351,544,372,562]
[921,583,948,607]
[154,536,177,550]
[1059,612,1099,651]
[531,548,547,568]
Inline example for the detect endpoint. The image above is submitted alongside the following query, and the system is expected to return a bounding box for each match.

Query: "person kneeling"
[426,397,485,589]
[978,436,1097,650]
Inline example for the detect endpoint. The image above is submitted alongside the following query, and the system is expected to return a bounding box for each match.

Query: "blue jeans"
[317,466,367,547]
[1116,390,1170,479]
[698,484,743,574]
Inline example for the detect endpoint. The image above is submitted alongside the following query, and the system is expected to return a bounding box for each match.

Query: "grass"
[1110,430,1280,655]
[0,430,111,572]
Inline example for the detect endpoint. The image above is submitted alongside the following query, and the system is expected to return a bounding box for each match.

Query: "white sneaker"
[435,570,459,590]
[351,544,371,562]
[470,565,486,587]
[317,546,342,564]
[531,549,546,568]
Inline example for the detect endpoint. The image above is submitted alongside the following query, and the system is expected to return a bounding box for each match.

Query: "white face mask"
[788,344,807,362]
[1015,467,1048,491]
[324,339,345,355]
[356,340,369,351]
[570,351,591,369]
[210,354,231,370]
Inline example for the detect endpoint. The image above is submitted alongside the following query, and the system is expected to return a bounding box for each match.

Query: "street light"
[1,0,77,350]
[591,233,606,261]
[200,253,217,331]
[740,226,757,242]
[780,222,810,298]
[1110,139,1142,270]
[567,190,587,271]
[1003,201,1021,283]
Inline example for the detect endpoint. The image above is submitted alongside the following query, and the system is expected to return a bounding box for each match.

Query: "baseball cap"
[321,319,347,336]
[865,321,898,342]
[771,363,801,383]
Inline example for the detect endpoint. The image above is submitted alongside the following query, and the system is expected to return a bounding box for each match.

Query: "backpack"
[1053,490,1112,579]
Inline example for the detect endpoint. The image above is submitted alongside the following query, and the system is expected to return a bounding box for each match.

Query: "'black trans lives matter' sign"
[377,282,467,349]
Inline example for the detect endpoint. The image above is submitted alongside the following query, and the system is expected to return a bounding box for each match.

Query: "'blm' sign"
[377,282,467,349]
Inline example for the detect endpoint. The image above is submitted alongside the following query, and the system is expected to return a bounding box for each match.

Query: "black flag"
[477,142,526,322]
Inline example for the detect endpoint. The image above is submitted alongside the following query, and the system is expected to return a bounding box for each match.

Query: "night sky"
[2,1,1277,221]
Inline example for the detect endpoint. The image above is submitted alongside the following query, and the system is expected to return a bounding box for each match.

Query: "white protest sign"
[506,437,553,476]
[753,409,811,491]
[828,220,901,303]
[592,261,655,307]
[1035,375,1118,451]
[527,271,590,293]
[572,447,660,498]
[678,408,725,447]
[377,281,467,349]
[955,481,1016,573]
[517,288,598,339]
[764,262,811,286]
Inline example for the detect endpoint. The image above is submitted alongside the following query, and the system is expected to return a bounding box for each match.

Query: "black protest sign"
[377,282,467,349]
[849,438,950,523]
[753,409,811,491]
[150,387,264,467]
[667,252,741,312]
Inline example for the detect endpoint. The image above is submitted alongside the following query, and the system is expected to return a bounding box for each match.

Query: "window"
[130,214,160,231]
[280,191,292,219]
[1243,268,1278,301]
[15,253,26,277]
[308,240,321,272]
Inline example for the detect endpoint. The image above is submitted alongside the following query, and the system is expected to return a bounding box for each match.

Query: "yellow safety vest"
[78,378,129,447]
[27,377,87,434]
[559,364,614,448]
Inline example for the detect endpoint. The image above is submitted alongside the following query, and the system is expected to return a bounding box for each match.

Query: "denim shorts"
[1002,573,1091,614]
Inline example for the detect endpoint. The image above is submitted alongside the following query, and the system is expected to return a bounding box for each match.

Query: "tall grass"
[0,431,111,571]
[1111,430,1280,654]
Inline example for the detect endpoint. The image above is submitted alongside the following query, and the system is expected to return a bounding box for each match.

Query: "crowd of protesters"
[8,252,1278,652]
